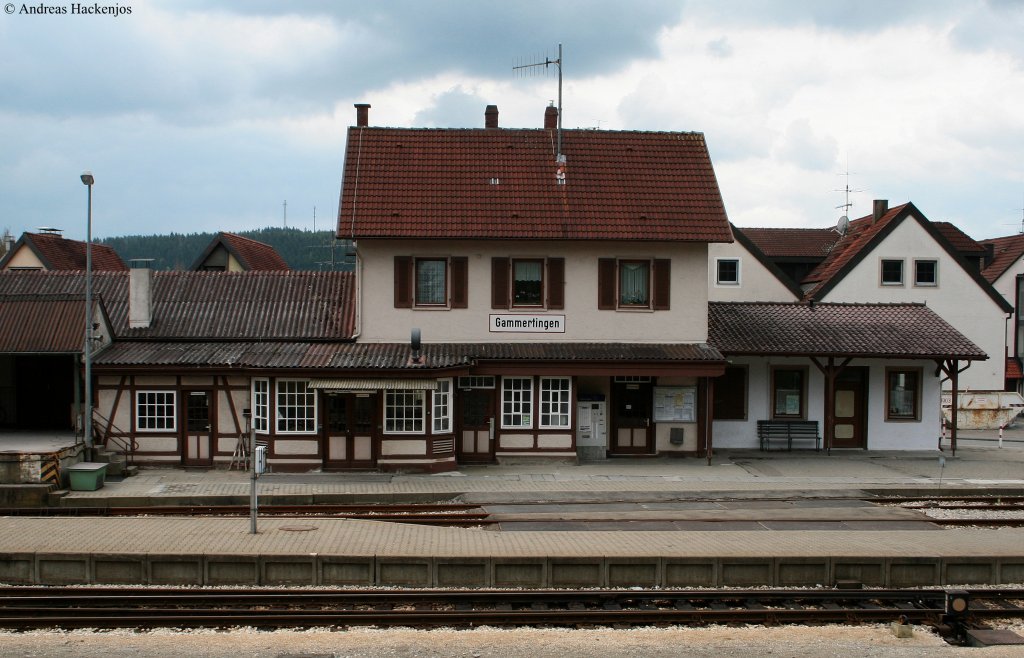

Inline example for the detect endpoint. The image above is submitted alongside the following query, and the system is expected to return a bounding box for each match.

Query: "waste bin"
[66,462,108,491]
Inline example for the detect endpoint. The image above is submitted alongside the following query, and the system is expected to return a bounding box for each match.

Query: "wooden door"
[457,388,495,463]
[833,368,868,449]
[183,390,214,466]
[324,393,377,470]
[610,382,653,454]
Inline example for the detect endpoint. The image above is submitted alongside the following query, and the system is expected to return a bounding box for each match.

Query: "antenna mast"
[514,43,563,158]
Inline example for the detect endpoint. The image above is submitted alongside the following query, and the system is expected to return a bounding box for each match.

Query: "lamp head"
[80,171,94,186]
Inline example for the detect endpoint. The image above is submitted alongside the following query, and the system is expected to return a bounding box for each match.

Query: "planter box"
[66,462,107,491]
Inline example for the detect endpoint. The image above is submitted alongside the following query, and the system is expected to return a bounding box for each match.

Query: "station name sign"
[489,314,566,333]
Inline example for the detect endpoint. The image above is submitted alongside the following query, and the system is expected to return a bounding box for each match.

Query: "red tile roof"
[932,222,986,256]
[800,203,912,297]
[338,127,733,242]
[709,302,986,359]
[0,232,127,271]
[0,295,89,352]
[979,233,1024,284]
[1006,356,1023,380]
[190,232,290,271]
[0,270,355,341]
[737,227,839,258]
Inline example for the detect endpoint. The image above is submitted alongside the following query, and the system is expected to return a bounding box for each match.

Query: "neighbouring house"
[190,232,290,271]
[0,230,127,271]
[729,202,1011,392]
[979,232,1024,392]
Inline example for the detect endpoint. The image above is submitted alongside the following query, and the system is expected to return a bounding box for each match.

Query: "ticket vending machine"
[576,397,607,461]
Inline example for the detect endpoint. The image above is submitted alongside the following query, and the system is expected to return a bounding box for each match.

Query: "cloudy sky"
[2,0,1024,242]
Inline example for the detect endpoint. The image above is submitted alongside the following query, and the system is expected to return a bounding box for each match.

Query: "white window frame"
[252,378,270,435]
[384,390,426,434]
[275,379,317,434]
[715,257,740,286]
[501,377,534,429]
[913,259,938,287]
[135,390,176,432]
[433,378,452,433]
[880,258,904,286]
[539,377,572,429]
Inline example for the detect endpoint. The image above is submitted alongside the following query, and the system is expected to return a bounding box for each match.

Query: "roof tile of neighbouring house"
[0,232,127,271]
[337,127,733,242]
[93,341,724,369]
[736,227,840,258]
[979,233,1024,284]
[0,270,355,341]
[708,301,986,359]
[932,221,986,256]
[799,203,911,297]
[0,295,89,352]
[191,232,290,271]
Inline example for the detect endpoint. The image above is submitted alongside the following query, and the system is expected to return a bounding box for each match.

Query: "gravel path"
[3,624,1024,657]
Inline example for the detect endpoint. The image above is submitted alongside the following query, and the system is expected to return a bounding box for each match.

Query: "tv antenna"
[833,165,862,236]
[514,43,563,159]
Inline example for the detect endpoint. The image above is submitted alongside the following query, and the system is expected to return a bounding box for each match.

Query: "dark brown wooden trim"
[450,256,468,308]
[653,258,671,310]
[546,257,565,309]
[394,256,412,308]
[597,258,616,309]
[491,257,509,309]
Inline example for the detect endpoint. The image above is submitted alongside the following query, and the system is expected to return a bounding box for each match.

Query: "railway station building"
[0,104,994,475]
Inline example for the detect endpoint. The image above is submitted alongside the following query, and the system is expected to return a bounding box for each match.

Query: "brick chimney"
[354,103,371,127]
[872,199,888,223]
[544,104,558,130]
[485,105,499,129]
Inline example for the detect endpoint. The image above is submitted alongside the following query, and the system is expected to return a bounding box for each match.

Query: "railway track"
[0,586,1020,633]
[2,494,1024,527]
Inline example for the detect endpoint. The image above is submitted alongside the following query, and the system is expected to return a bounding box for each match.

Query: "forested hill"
[98,228,353,271]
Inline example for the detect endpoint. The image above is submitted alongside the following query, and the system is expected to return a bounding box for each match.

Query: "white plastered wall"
[818,218,1007,391]
[356,239,709,343]
[707,242,798,302]
[712,356,942,451]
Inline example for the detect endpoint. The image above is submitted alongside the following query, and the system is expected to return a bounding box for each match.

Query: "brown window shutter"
[394,256,412,308]
[598,258,616,310]
[546,258,565,309]
[450,257,468,308]
[491,257,509,309]
[653,258,671,310]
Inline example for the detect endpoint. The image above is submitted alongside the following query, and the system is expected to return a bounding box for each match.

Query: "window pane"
[773,369,803,417]
[619,261,649,306]
[415,259,447,305]
[540,377,571,428]
[433,379,452,433]
[915,260,937,286]
[717,259,739,285]
[881,259,903,285]
[136,391,176,431]
[276,380,316,433]
[513,260,543,306]
[888,370,919,419]
[501,377,533,428]
[385,390,424,434]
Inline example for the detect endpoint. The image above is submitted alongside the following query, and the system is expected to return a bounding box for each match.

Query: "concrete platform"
[0,431,82,488]
[0,439,1022,588]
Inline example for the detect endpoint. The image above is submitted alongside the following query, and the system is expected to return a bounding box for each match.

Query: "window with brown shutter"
[653,259,671,310]
[394,256,412,308]
[546,258,564,309]
[491,257,510,309]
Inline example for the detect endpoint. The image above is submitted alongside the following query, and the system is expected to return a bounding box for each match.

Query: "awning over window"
[307,378,439,391]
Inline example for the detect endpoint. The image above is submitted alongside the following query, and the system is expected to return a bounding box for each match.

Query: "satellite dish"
[836,215,849,235]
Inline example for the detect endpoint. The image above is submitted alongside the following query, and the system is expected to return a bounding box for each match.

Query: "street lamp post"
[81,171,94,460]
